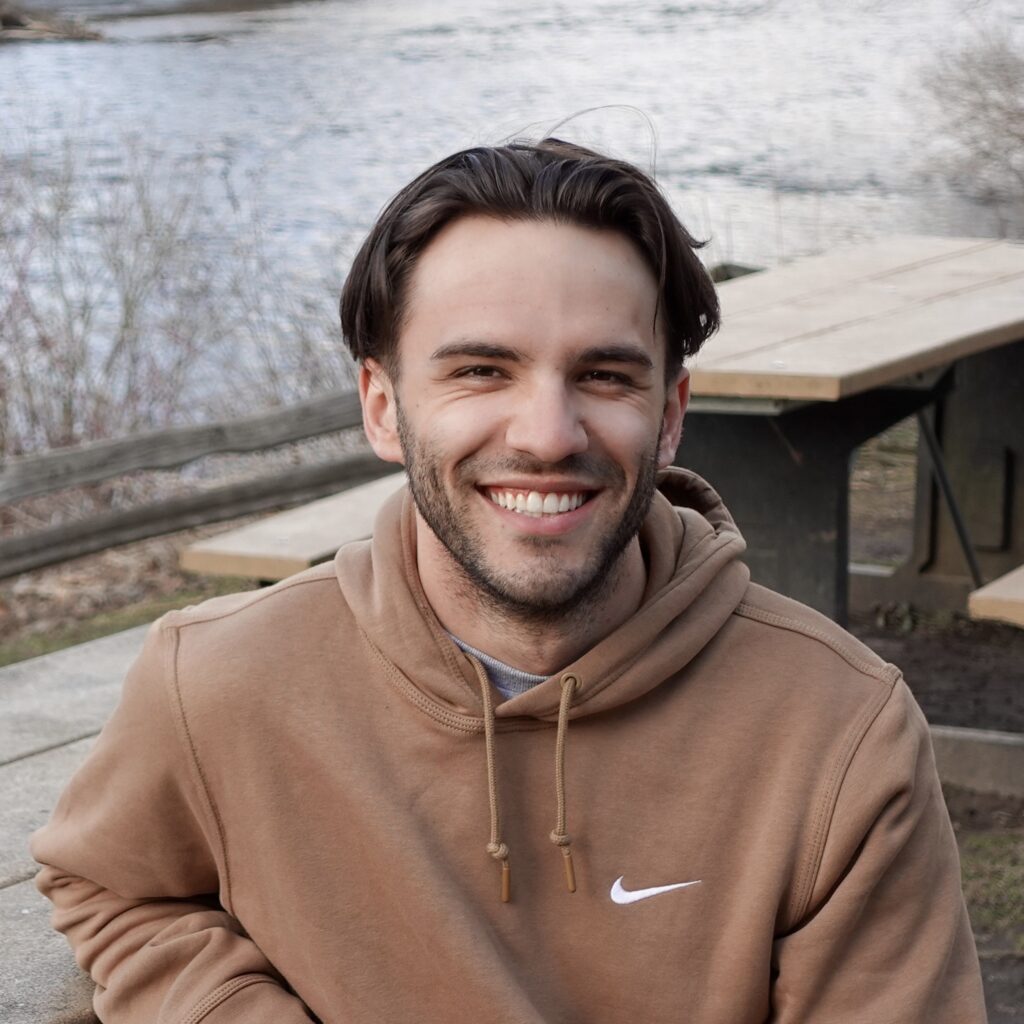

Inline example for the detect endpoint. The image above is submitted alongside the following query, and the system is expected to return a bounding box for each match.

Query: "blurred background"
[3,0,1023,445]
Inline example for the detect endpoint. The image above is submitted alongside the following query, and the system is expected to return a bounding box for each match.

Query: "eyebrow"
[430,341,525,362]
[429,341,654,370]
[576,345,654,370]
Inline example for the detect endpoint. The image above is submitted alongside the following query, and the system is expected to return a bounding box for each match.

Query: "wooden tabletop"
[691,235,1024,402]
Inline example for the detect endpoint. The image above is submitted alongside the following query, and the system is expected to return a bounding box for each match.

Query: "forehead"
[399,215,663,363]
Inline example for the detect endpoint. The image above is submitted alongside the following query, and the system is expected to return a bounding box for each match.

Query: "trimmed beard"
[396,397,661,623]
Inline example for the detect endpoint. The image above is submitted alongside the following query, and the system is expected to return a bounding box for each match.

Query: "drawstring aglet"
[488,841,511,903]
[550,830,576,893]
[562,846,577,893]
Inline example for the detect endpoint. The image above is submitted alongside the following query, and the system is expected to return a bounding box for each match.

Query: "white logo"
[610,876,702,905]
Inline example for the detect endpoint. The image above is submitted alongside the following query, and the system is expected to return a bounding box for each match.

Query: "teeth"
[487,489,590,516]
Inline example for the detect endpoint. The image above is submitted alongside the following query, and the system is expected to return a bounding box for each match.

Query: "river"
[2,0,1021,382]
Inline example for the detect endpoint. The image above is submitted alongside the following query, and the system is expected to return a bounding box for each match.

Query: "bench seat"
[180,472,406,581]
[968,563,1024,628]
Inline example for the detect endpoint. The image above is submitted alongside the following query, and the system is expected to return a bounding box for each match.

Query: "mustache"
[455,452,626,486]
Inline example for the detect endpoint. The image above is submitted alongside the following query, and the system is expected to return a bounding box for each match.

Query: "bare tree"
[920,28,1024,225]
[0,140,353,463]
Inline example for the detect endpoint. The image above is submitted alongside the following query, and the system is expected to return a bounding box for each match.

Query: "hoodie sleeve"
[770,678,987,1023]
[29,619,314,1024]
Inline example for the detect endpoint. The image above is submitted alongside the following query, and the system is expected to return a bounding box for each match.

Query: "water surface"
[3,0,1021,348]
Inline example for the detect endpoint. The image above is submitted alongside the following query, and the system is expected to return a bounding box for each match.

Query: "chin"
[469,558,611,618]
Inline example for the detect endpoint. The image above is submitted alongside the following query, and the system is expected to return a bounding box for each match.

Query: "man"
[33,139,986,1023]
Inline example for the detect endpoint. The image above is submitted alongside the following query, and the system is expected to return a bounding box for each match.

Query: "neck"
[415,515,647,676]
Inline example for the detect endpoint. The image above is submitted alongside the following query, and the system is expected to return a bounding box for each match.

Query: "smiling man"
[33,139,986,1023]
[360,215,682,672]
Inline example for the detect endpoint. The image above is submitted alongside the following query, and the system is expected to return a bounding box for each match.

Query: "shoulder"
[162,561,344,640]
[691,583,906,766]
[731,582,899,688]
[154,561,356,701]
[711,587,935,927]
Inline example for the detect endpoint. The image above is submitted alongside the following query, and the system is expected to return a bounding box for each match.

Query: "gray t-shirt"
[448,634,548,700]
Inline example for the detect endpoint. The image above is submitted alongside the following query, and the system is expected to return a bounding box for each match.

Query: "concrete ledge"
[0,624,146,763]
[0,878,96,1024]
[930,724,1024,799]
[0,738,95,888]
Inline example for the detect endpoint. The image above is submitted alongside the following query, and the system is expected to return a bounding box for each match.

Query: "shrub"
[0,139,352,460]
[919,28,1024,228]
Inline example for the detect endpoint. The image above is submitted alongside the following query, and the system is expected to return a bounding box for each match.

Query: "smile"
[485,489,592,518]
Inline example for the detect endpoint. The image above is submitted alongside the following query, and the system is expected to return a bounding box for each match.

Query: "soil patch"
[850,611,1024,733]
[847,417,1024,733]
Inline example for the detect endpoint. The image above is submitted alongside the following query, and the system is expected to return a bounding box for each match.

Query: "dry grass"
[959,830,1024,955]
[0,575,253,668]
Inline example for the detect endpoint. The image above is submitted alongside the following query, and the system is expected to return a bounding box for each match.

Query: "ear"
[359,359,405,465]
[657,367,690,469]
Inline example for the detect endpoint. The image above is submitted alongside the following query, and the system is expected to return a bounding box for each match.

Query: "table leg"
[897,337,1024,608]
[678,388,936,623]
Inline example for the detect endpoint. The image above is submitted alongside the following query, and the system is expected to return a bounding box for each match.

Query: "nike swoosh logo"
[610,876,702,905]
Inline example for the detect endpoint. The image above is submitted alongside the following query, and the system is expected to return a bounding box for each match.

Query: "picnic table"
[680,234,1024,622]
[182,235,1024,624]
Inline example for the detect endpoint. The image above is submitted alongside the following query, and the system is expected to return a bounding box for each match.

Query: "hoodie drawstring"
[473,658,511,903]
[550,672,578,893]
[473,660,579,903]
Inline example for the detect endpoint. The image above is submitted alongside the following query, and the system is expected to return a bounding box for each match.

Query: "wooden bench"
[180,472,406,582]
[968,564,1024,628]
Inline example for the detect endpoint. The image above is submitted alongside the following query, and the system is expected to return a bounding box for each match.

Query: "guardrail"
[0,389,392,579]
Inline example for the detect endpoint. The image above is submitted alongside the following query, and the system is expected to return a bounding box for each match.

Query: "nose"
[503,379,589,464]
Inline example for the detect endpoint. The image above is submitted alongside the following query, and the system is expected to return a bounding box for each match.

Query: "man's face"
[361,215,688,618]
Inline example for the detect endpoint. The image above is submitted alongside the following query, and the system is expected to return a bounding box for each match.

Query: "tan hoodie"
[31,469,986,1023]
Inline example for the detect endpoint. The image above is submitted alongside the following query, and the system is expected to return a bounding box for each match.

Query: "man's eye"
[455,365,504,379]
[584,369,631,385]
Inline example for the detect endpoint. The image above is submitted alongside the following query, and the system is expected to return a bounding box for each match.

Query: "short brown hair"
[340,137,719,378]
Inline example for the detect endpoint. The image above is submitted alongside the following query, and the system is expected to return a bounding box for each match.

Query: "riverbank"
[10,0,301,23]
[0,1,100,38]
[0,0,297,37]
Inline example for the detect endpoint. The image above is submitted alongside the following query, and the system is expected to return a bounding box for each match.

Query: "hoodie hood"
[336,466,750,726]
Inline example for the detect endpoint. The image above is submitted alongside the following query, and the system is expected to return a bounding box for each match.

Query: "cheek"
[584,403,663,463]
[420,402,502,464]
